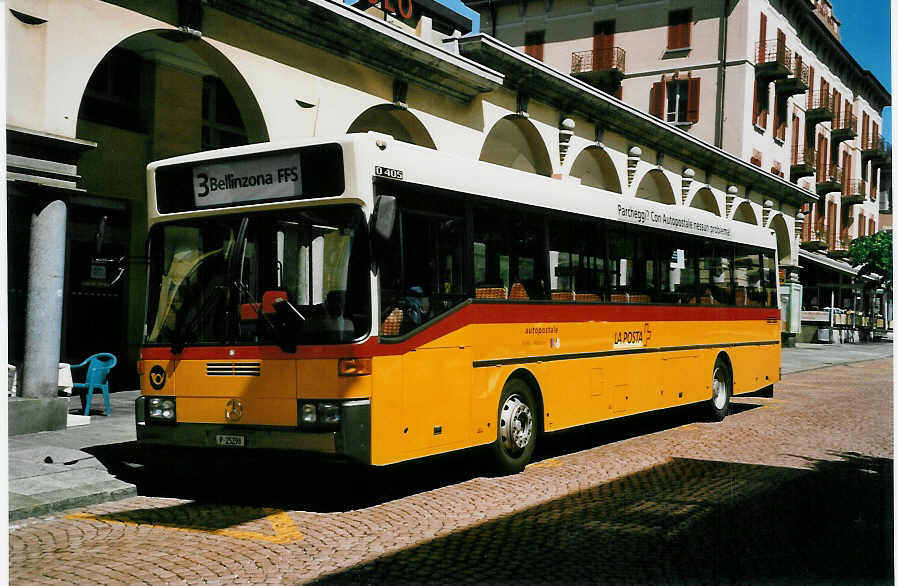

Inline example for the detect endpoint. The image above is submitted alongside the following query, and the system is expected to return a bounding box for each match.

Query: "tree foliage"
[848,230,892,290]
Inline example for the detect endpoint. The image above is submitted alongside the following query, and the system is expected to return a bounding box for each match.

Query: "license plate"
[216,434,245,447]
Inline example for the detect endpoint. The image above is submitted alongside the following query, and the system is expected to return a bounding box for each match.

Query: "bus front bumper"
[135,396,371,464]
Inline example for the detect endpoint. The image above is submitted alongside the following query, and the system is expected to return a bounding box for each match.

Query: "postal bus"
[137,133,780,474]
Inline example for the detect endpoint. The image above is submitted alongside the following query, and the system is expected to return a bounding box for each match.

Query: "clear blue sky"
[831,0,891,140]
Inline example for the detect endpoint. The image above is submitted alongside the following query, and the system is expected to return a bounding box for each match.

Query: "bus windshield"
[145,205,370,349]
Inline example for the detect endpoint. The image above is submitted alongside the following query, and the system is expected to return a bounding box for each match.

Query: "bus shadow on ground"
[88,402,760,513]
[310,452,893,585]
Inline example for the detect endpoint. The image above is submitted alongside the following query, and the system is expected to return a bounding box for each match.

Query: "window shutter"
[807,66,815,108]
[686,77,700,122]
[650,81,665,119]
[759,83,768,128]
[758,13,767,61]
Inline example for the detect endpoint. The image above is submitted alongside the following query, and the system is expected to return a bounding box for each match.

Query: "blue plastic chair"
[71,353,117,416]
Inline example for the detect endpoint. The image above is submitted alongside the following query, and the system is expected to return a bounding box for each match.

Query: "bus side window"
[698,240,734,305]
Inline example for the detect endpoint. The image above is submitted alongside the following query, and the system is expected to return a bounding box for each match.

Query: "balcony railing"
[832,112,856,132]
[862,134,889,152]
[792,144,814,165]
[755,39,791,68]
[571,47,626,75]
[816,163,842,195]
[842,180,866,205]
[791,60,810,86]
[807,90,833,111]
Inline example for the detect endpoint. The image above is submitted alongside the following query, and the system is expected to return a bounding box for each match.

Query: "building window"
[524,31,545,61]
[651,76,700,124]
[667,9,692,50]
[201,77,248,150]
[666,80,689,123]
[80,48,146,132]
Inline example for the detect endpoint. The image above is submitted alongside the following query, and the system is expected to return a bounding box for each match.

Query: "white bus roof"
[148,133,777,250]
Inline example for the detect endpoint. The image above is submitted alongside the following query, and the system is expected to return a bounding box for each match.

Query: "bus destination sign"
[193,152,302,208]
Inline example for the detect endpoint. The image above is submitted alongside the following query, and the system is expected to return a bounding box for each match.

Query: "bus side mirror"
[371,195,397,242]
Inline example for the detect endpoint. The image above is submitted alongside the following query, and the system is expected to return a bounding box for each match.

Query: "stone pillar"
[16,199,69,432]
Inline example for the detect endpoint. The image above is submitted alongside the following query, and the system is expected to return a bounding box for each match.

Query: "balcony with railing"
[831,112,857,144]
[816,163,842,195]
[814,2,841,38]
[755,40,791,82]
[571,47,626,93]
[805,91,833,129]
[861,134,890,165]
[790,144,815,182]
[801,223,829,252]
[841,179,866,206]
[775,59,809,97]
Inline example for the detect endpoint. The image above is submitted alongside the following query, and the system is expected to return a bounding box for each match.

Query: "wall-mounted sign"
[193,152,302,208]
[369,0,413,19]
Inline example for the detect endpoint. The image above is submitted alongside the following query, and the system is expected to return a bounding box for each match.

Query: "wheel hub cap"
[712,367,727,409]
[500,394,533,453]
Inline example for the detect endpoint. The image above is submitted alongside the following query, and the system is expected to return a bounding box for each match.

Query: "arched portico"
[479,116,552,176]
[769,213,792,265]
[347,105,436,149]
[732,201,759,225]
[633,168,677,204]
[688,187,722,216]
[569,146,622,193]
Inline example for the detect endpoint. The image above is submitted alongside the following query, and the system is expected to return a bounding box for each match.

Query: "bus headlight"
[147,396,176,423]
[298,400,342,430]
[301,402,317,424]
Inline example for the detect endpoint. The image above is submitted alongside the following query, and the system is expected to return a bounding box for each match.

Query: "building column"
[21,199,68,399]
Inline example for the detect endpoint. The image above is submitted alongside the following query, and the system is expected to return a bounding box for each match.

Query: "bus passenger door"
[402,344,471,455]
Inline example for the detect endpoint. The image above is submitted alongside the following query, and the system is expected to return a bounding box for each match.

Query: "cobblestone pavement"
[9,358,893,585]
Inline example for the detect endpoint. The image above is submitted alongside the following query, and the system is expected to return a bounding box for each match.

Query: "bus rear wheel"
[707,357,732,422]
[491,378,537,475]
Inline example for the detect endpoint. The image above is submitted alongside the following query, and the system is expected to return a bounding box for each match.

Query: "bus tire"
[491,378,537,475]
[707,357,732,422]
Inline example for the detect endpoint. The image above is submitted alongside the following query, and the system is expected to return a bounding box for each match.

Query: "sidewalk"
[8,341,894,522]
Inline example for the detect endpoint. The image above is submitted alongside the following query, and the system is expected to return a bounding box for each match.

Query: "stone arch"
[75,30,268,153]
[769,213,792,265]
[688,187,721,216]
[347,105,436,149]
[479,116,552,176]
[569,146,622,193]
[634,168,677,204]
[732,201,759,225]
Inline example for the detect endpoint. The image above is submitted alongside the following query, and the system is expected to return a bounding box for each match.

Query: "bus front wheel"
[707,357,732,422]
[491,378,537,475]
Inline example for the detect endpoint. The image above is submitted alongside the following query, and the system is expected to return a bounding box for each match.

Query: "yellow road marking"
[66,508,303,544]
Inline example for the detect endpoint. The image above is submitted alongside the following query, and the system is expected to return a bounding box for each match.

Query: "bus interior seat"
[551,290,574,302]
[576,292,601,302]
[475,286,507,299]
[509,283,529,300]
[629,294,650,304]
[610,293,628,303]
[381,307,403,335]
[262,290,288,314]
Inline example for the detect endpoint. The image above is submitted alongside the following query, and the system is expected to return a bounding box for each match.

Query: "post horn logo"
[225,399,244,422]
[149,365,166,390]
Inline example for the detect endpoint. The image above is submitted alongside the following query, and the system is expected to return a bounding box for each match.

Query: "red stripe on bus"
[141,303,778,361]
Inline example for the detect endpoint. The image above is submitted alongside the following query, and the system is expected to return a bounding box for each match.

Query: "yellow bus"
[137,133,780,474]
